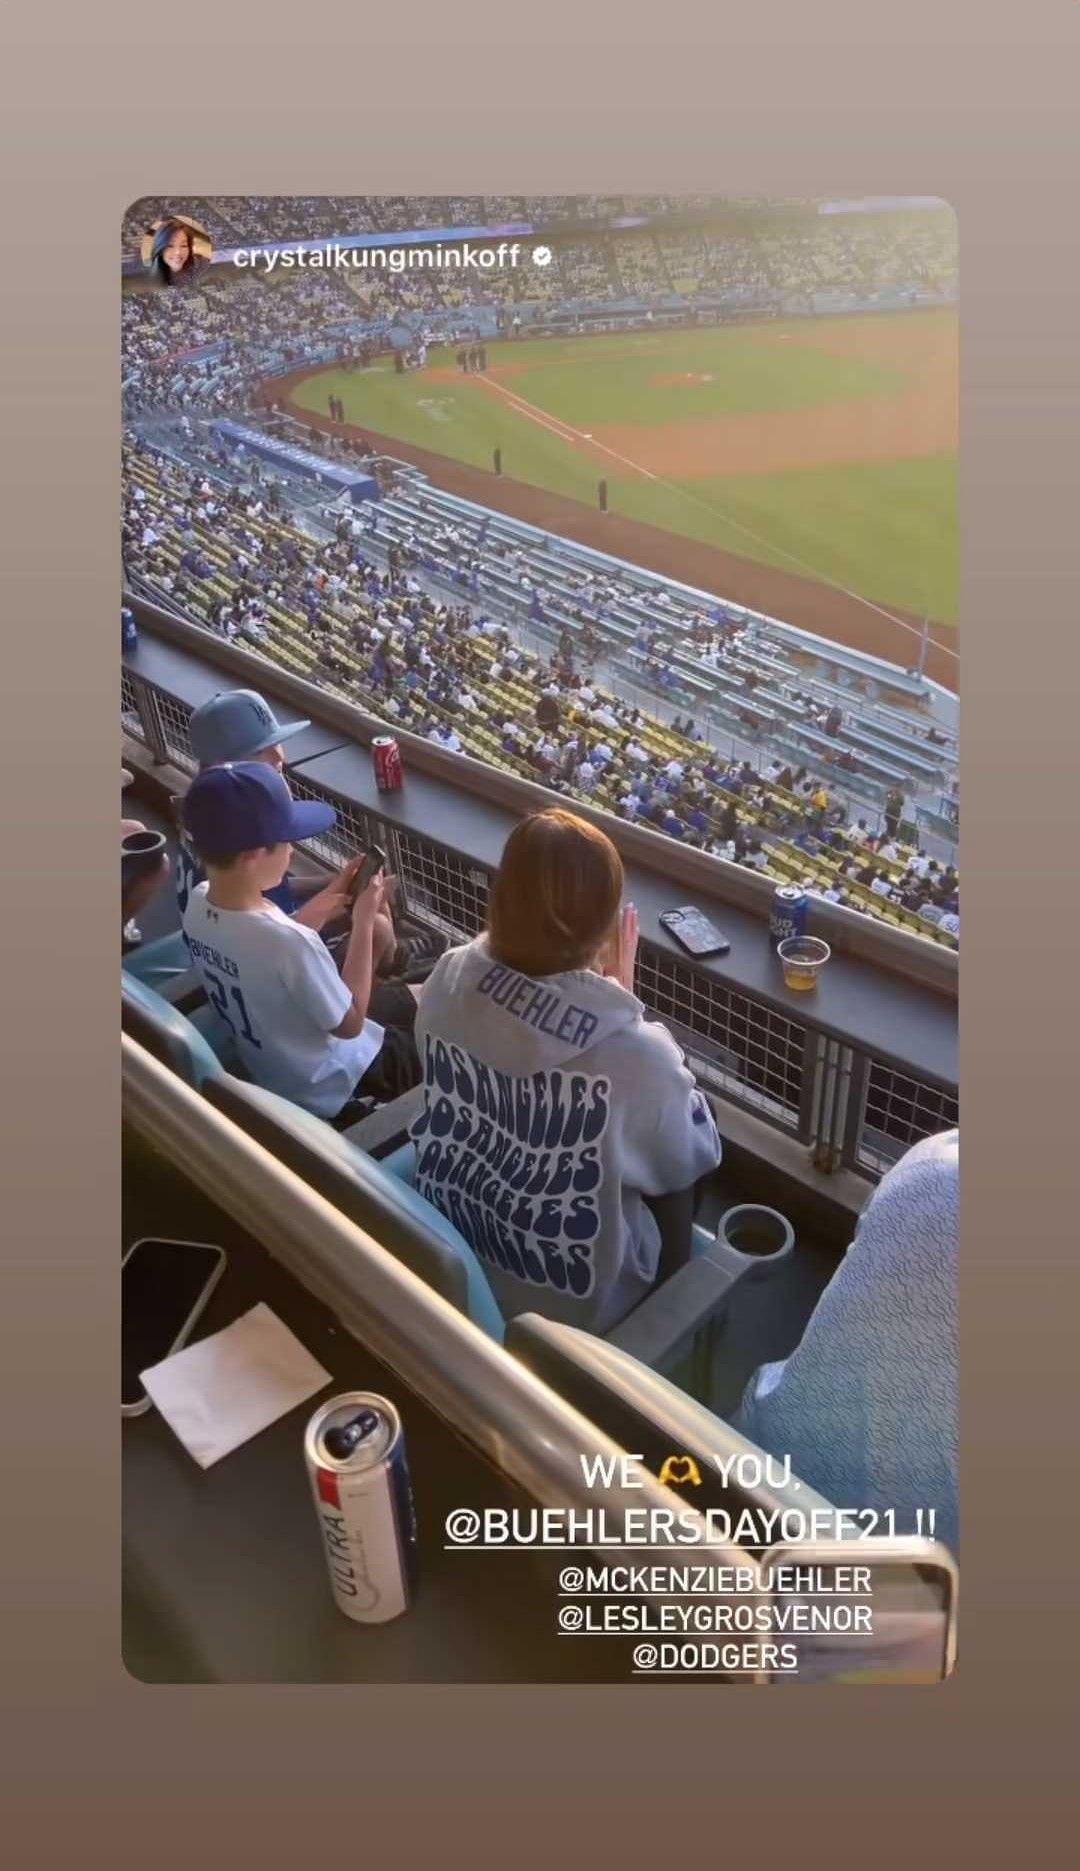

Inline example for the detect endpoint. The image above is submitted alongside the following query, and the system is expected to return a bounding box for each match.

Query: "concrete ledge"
[706,1094,871,1240]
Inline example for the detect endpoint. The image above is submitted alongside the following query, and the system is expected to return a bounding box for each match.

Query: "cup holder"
[712,1204,795,1282]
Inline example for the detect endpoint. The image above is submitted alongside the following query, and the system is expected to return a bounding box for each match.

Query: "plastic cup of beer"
[777,935,831,990]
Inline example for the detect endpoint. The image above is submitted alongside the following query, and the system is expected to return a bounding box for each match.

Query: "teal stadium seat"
[504,1313,838,1528]
[122,979,507,1338]
[122,984,775,1362]
[381,1142,748,1376]
[122,929,193,992]
[202,1075,507,1342]
[121,972,232,1089]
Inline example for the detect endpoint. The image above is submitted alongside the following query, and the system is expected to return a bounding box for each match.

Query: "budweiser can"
[770,885,809,947]
[372,735,402,791]
[305,1392,417,1624]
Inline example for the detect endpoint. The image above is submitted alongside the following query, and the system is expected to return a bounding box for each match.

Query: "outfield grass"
[293,319,957,622]
[458,327,908,425]
[669,455,959,625]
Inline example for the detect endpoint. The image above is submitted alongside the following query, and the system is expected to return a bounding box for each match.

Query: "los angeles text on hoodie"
[409,936,722,1332]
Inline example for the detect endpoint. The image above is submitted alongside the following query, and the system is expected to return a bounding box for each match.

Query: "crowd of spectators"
[610,234,672,298]
[119,194,958,951]
[124,195,670,260]
[122,203,958,418]
[660,228,776,301]
[343,265,447,322]
[121,271,359,412]
[124,198,956,306]
[655,213,957,303]
[754,213,957,298]
[552,241,620,300]
[122,437,958,946]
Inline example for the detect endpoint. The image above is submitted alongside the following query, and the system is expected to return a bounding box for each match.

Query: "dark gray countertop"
[123,1133,633,1684]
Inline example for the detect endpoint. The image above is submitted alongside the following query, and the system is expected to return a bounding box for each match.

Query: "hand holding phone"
[346,843,386,912]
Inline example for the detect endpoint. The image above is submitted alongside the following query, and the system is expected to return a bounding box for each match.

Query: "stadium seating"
[504,1311,837,1522]
[202,1072,507,1341]
[122,197,958,950]
[122,201,957,407]
[121,928,192,991]
[121,973,231,1088]
[155,1052,768,1374]
[121,956,778,1369]
[378,1139,783,1379]
[123,430,958,945]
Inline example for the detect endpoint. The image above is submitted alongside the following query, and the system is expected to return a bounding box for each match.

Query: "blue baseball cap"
[189,689,310,766]
[181,762,336,855]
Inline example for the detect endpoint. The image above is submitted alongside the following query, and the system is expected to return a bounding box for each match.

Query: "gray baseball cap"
[189,689,310,767]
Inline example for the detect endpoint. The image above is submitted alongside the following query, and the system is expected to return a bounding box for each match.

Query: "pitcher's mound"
[652,371,715,387]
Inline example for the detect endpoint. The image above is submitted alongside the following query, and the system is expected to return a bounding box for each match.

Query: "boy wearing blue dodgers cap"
[178,685,443,985]
[181,763,421,1118]
[176,688,355,929]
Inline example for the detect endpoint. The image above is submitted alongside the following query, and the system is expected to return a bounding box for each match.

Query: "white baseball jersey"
[183,884,383,1117]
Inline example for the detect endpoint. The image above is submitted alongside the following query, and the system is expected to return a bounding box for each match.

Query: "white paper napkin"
[141,1303,332,1468]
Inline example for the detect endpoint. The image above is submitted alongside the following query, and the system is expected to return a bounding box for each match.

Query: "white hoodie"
[410,937,722,1332]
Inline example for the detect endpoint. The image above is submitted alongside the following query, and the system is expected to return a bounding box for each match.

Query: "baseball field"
[290,310,957,630]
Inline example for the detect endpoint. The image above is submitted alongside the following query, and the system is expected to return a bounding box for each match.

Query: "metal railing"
[121,610,956,1182]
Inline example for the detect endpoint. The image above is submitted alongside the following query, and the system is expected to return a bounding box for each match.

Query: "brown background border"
[2,0,1079,1860]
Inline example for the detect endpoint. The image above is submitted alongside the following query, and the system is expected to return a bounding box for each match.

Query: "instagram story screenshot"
[120,192,958,1685]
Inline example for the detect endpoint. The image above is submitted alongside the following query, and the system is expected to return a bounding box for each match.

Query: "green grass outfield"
[293,319,957,623]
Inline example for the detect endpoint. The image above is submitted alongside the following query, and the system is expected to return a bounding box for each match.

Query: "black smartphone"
[346,842,386,908]
[121,1237,227,1417]
[659,906,732,958]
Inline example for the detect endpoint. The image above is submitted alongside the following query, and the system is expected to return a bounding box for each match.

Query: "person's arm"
[602,907,706,1283]
[617,1006,724,1288]
[332,874,384,1037]
[595,904,637,992]
[290,855,364,931]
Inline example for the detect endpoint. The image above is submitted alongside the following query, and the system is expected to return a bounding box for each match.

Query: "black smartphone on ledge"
[659,906,732,958]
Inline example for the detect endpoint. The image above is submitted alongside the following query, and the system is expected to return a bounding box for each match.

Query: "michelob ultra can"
[372,735,402,791]
[305,1392,417,1624]
[770,885,809,947]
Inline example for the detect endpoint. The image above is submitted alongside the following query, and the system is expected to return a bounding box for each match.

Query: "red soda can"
[372,735,402,791]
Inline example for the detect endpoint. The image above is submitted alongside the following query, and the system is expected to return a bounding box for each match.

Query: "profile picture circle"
[141,213,212,286]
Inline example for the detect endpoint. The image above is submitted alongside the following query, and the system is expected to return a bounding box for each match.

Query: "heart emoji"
[657,1454,703,1488]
